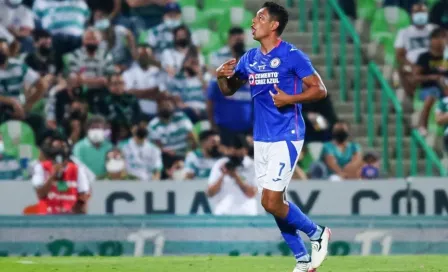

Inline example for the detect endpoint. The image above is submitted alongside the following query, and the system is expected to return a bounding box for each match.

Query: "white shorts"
[254,140,304,192]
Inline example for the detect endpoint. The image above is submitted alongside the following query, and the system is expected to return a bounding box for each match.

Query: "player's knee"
[261,194,282,215]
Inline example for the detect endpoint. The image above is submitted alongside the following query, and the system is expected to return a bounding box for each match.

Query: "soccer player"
[216,2,331,272]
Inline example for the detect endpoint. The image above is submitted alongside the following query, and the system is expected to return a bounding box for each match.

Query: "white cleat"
[292,261,314,272]
[310,226,331,269]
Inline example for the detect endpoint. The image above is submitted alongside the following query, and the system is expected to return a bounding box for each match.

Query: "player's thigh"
[262,140,304,192]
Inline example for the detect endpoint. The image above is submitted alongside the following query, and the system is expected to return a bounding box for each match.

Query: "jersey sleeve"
[31,162,45,188]
[207,80,220,100]
[234,52,249,80]
[394,29,405,49]
[290,50,315,79]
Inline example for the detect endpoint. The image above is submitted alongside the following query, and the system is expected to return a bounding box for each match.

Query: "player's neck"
[259,36,281,55]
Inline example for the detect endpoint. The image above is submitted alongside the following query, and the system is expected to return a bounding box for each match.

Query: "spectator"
[121,120,163,181]
[101,148,137,180]
[160,24,205,77]
[93,7,137,65]
[383,0,420,13]
[395,2,437,97]
[436,96,448,153]
[33,0,90,54]
[163,154,186,180]
[97,73,142,143]
[73,115,113,177]
[413,28,448,134]
[429,0,448,30]
[140,1,182,60]
[87,0,123,25]
[0,0,35,53]
[31,135,90,214]
[207,80,252,148]
[24,29,63,77]
[64,28,115,113]
[209,27,246,73]
[61,99,89,146]
[148,99,197,158]
[122,43,165,119]
[319,121,362,181]
[185,130,222,180]
[0,39,45,121]
[206,134,257,215]
[169,49,207,123]
[359,151,380,180]
[0,132,21,180]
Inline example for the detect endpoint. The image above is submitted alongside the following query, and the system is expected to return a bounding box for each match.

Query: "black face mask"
[85,44,98,53]
[232,41,246,57]
[184,67,197,77]
[39,46,51,56]
[70,109,85,120]
[248,146,254,158]
[175,38,189,48]
[227,155,244,168]
[136,127,148,139]
[333,130,349,143]
[0,52,8,65]
[159,109,173,119]
[208,146,221,158]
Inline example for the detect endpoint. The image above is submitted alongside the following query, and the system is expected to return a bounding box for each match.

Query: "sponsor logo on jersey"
[248,72,280,86]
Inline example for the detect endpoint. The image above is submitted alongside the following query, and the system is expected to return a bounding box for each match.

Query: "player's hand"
[269,84,292,108]
[216,59,236,79]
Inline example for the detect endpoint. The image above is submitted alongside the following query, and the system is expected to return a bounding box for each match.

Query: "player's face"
[251,8,279,41]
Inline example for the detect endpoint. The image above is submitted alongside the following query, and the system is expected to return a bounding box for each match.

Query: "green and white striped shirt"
[0,58,39,100]
[148,112,193,156]
[209,46,232,70]
[64,47,115,77]
[33,0,90,37]
[140,22,174,60]
[185,149,218,178]
[167,73,205,110]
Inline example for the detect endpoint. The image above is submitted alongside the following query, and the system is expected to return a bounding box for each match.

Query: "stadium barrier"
[410,130,448,177]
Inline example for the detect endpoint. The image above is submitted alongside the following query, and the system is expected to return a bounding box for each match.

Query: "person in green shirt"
[185,130,222,179]
[99,148,137,181]
[435,96,448,152]
[319,121,363,180]
[72,115,113,177]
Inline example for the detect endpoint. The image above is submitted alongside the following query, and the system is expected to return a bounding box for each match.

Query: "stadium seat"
[0,121,36,158]
[427,0,440,9]
[357,0,378,21]
[370,7,411,43]
[192,29,224,55]
[217,9,253,42]
[203,0,243,18]
[182,5,200,25]
[178,0,197,7]
[381,37,396,65]
[192,120,211,142]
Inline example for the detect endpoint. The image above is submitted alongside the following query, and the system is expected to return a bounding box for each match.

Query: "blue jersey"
[234,40,315,142]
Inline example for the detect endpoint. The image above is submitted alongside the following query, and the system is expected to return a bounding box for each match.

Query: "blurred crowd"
[0,0,384,191]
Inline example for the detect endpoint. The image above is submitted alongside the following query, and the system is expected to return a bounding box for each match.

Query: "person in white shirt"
[122,43,165,119]
[395,2,437,96]
[160,24,205,78]
[121,119,163,181]
[185,130,222,179]
[207,135,257,215]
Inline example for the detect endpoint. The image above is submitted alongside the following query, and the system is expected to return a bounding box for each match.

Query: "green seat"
[0,121,36,158]
[192,29,224,55]
[192,120,211,141]
[428,0,440,9]
[217,8,253,42]
[182,5,200,25]
[178,0,197,7]
[370,7,411,43]
[381,37,396,65]
[203,0,243,17]
[357,0,378,21]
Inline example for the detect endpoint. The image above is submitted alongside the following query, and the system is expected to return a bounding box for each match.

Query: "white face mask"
[172,168,186,180]
[412,12,428,26]
[164,18,181,28]
[106,159,125,173]
[94,18,111,31]
[88,129,105,144]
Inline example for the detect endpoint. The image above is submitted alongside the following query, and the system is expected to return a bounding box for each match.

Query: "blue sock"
[275,216,310,262]
[285,201,321,239]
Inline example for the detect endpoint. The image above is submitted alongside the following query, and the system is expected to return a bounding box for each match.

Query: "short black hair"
[33,29,51,42]
[430,27,447,39]
[173,24,191,39]
[262,1,289,36]
[228,27,244,36]
[199,130,218,143]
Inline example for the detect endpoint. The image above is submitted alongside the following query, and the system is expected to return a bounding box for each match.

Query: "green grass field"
[1,256,448,272]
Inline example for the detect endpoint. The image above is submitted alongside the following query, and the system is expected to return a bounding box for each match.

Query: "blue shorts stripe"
[285,141,298,171]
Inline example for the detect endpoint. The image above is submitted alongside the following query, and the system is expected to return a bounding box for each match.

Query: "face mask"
[184,67,197,77]
[248,146,254,158]
[333,130,349,143]
[208,146,221,158]
[172,168,186,180]
[88,128,105,144]
[228,155,244,168]
[85,44,98,54]
[164,19,181,28]
[159,109,173,119]
[0,141,4,154]
[106,158,125,173]
[412,12,428,26]
[232,41,246,56]
[95,19,111,31]
[138,55,151,68]
[175,38,189,48]
[0,52,8,65]
[39,46,51,56]
[136,127,148,139]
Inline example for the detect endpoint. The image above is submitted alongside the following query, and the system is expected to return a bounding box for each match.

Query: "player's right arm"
[216,59,247,96]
